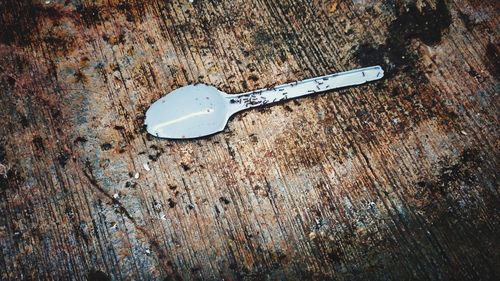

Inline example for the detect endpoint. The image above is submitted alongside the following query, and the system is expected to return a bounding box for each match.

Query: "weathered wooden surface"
[0,0,498,280]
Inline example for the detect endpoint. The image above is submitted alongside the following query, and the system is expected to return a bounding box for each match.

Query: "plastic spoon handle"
[226,65,384,115]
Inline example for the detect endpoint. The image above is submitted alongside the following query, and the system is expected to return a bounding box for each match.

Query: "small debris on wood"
[168,198,176,208]
[219,196,231,205]
[100,143,113,151]
[109,222,118,230]
[329,0,339,14]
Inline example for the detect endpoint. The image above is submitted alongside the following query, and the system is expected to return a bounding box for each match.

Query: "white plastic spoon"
[145,65,384,139]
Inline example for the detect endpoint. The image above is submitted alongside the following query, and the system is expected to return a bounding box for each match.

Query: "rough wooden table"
[0,0,498,280]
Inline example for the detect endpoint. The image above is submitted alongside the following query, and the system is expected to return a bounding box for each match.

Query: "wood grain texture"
[0,0,498,280]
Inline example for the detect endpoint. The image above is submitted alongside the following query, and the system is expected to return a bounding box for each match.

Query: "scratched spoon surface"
[145,65,384,139]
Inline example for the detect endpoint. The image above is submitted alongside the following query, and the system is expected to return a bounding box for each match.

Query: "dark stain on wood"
[74,136,88,144]
[32,136,45,151]
[86,270,111,281]
[0,0,498,280]
[484,42,499,78]
[458,10,475,31]
[416,148,481,197]
[76,4,102,27]
[0,2,62,46]
[354,0,452,78]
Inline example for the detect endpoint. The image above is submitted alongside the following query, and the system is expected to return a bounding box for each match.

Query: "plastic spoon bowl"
[145,65,384,139]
